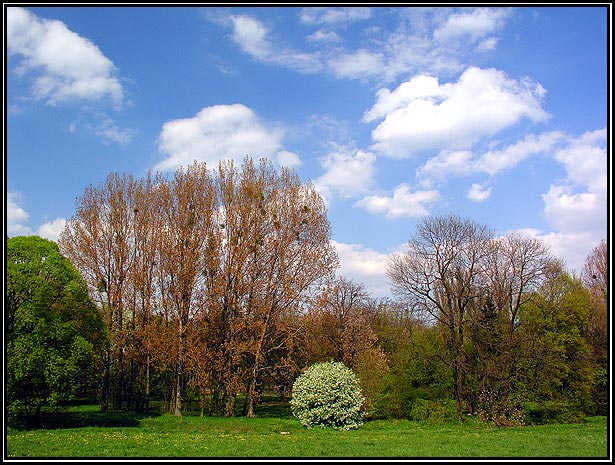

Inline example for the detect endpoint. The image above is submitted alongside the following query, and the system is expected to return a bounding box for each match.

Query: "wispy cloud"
[299,7,372,25]
[230,14,322,73]
[416,131,565,183]
[219,8,513,84]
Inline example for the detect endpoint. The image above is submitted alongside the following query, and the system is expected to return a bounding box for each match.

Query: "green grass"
[6,403,608,459]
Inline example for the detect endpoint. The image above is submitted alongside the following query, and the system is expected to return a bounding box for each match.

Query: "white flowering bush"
[290,361,365,430]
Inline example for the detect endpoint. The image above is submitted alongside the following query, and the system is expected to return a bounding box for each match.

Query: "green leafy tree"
[516,268,594,423]
[6,236,105,425]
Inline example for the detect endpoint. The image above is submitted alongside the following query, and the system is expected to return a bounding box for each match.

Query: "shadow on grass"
[12,396,292,430]
[11,407,162,431]
[256,398,293,419]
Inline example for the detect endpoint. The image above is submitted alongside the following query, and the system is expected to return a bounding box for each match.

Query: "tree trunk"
[225,393,236,417]
[100,350,110,412]
[144,354,150,414]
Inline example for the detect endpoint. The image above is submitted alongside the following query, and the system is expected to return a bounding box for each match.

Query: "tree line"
[6,157,608,425]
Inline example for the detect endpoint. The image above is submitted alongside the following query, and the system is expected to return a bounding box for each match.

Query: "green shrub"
[407,398,458,424]
[521,401,584,424]
[290,361,365,430]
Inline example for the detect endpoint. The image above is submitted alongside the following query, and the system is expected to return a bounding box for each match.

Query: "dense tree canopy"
[58,157,338,417]
[6,235,105,424]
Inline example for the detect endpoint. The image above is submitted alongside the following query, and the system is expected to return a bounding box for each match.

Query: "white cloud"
[8,191,67,242]
[7,7,124,107]
[416,130,565,188]
[509,129,607,274]
[478,37,498,51]
[355,184,440,219]
[155,104,289,172]
[434,8,510,43]
[552,128,607,194]
[36,218,67,242]
[7,192,33,236]
[416,150,475,183]
[221,8,513,85]
[331,240,391,298]
[299,7,372,25]
[542,128,607,235]
[314,148,376,204]
[230,14,271,60]
[327,49,384,80]
[230,15,322,73]
[275,150,302,168]
[365,67,550,158]
[467,183,492,202]
[91,114,136,145]
[362,75,442,123]
[475,131,564,176]
[543,186,603,233]
[510,228,603,276]
[306,30,342,43]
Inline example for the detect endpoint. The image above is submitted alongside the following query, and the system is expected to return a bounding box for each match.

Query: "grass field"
[5,402,609,459]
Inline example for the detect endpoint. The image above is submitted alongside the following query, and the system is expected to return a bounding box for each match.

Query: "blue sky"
[6,5,609,297]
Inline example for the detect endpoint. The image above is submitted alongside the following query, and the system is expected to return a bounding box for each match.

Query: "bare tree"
[581,239,608,366]
[59,173,139,411]
[582,239,607,301]
[155,161,218,416]
[470,233,555,424]
[209,158,338,417]
[309,277,376,368]
[387,213,493,419]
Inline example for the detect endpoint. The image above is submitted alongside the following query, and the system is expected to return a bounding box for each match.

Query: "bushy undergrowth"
[290,361,365,430]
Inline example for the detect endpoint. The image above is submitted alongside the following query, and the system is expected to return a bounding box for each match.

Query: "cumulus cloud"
[275,150,302,168]
[467,183,492,202]
[355,184,440,219]
[331,240,391,298]
[543,187,602,233]
[6,7,124,107]
[314,148,376,205]
[365,67,550,158]
[542,128,607,237]
[508,129,606,273]
[543,129,608,232]
[36,218,67,242]
[155,104,295,172]
[7,191,33,236]
[551,128,607,195]
[511,228,603,277]
[7,191,66,242]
